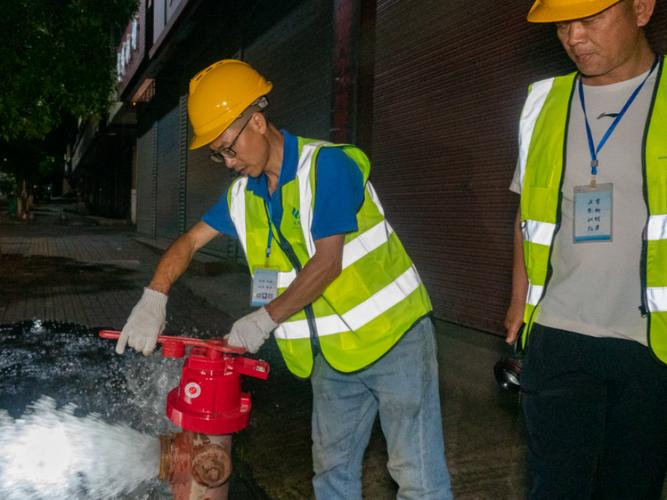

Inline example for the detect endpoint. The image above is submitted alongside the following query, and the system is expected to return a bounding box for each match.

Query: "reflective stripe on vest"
[647,214,667,240]
[647,287,667,312]
[522,220,556,247]
[296,141,329,257]
[517,78,555,190]
[518,55,667,364]
[274,265,422,339]
[269,220,396,291]
[229,177,249,253]
[521,220,556,307]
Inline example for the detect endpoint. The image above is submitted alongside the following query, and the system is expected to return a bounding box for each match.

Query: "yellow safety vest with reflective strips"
[227,137,432,377]
[517,55,667,364]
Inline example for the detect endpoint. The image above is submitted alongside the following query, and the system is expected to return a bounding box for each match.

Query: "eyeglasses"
[209,116,252,163]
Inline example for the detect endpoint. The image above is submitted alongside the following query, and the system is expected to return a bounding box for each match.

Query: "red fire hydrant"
[99,330,270,499]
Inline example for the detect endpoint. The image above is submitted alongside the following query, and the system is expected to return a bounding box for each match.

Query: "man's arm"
[225,234,345,353]
[116,221,219,355]
[265,234,344,323]
[504,207,528,344]
[148,221,220,294]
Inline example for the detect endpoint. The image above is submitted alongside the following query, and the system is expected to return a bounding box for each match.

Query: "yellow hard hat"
[187,59,272,150]
[527,0,622,23]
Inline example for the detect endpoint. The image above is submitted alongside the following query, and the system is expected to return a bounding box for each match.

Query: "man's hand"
[504,301,524,345]
[225,307,278,353]
[116,288,168,355]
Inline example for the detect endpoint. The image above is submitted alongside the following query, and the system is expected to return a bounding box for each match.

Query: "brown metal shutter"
[136,124,157,237]
[371,0,576,334]
[155,105,181,239]
[243,0,333,138]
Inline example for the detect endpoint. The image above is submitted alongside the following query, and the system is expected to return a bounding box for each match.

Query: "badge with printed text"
[573,183,613,243]
[250,268,279,306]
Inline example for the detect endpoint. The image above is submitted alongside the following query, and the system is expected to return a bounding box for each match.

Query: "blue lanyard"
[578,58,658,178]
[266,202,274,260]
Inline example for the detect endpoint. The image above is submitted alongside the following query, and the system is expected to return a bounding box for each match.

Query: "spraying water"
[0,397,160,499]
[0,320,183,498]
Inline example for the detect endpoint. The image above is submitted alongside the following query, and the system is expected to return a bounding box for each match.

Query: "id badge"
[573,183,613,243]
[250,268,279,306]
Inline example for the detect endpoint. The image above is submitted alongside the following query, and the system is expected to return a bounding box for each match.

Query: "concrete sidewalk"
[0,203,527,499]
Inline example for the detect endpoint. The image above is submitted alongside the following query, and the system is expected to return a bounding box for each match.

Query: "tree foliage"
[0,0,138,141]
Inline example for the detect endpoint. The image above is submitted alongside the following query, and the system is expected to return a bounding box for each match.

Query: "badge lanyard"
[578,58,658,187]
[250,201,278,307]
[572,59,657,244]
[265,202,274,264]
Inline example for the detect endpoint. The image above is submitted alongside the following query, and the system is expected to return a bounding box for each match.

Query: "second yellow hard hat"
[527,0,623,23]
[187,59,272,150]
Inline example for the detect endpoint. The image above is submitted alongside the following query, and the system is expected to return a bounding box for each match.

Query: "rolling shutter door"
[186,137,242,260]
[155,105,180,239]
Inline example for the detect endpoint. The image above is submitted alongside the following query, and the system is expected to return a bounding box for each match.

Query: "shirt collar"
[246,129,297,200]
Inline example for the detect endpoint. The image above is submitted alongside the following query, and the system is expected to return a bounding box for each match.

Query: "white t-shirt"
[510,68,658,344]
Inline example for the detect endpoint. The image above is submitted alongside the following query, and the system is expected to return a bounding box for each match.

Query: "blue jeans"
[311,317,452,500]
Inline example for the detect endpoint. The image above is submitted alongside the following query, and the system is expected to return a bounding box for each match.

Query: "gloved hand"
[225,307,278,353]
[115,288,168,356]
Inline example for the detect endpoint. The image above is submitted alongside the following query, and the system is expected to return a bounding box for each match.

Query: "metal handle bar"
[98,330,246,355]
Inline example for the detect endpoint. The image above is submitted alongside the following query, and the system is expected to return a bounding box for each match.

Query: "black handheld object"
[494,325,524,393]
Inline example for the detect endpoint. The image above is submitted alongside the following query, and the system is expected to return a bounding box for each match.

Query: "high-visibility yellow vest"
[517,55,667,364]
[227,137,432,377]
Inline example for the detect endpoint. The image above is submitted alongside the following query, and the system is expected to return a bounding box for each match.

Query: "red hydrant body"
[166,345,269,435]
[99,330,270,499]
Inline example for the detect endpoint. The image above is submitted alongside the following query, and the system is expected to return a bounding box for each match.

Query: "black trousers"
[521,324,667,500]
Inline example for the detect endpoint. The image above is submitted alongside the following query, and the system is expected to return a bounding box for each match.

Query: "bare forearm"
[265,235,344,323]
[147,222,219,294]
[148,238,197,294]
[504,208,528,343]
[265,254,341,323]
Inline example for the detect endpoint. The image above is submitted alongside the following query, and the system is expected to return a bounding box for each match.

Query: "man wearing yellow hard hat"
[116,59,452,498]
[505,0,667,497]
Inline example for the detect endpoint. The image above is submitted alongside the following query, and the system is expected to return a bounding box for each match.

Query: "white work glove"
[225,307,278,354]
[115,288,168,356]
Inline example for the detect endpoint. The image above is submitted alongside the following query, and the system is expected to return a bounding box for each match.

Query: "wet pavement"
[2,202,659,499]
[0,321,169,499]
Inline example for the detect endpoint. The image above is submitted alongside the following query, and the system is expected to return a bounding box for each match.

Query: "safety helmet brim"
[527,0,622,23]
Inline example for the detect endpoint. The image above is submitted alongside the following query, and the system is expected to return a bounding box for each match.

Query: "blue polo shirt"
[202,130,364,241]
